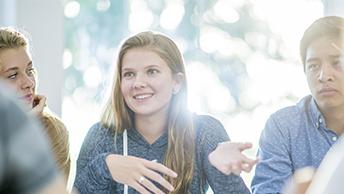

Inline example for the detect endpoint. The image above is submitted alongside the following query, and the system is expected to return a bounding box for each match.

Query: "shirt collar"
[309,96,326,129]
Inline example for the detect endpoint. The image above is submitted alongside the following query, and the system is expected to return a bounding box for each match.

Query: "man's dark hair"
[300,16,344,71]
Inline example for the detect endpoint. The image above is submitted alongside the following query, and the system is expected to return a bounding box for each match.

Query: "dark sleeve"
[1,93,58,194]
[196,115,251,194]
[251,114,292,194]
[73,124,116,194]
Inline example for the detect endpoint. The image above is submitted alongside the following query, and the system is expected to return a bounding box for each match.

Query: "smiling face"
[120,48,181,119]
[305,36,344,112]
[0,47,36,106]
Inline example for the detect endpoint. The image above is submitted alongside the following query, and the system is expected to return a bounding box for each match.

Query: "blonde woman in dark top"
[74,31,250,194]
[0,27,70,181]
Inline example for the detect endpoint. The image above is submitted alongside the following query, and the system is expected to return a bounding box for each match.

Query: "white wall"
[0,0,64,116]
[0,0,16,26]
[323,0,344,17]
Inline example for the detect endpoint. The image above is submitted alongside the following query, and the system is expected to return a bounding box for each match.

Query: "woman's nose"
[133,74,147,89]
[20,74,35,90]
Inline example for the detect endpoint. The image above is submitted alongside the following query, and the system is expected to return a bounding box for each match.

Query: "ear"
[172,72,184,94]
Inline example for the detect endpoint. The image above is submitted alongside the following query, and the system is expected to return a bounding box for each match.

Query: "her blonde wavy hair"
[0,27,70,180]
[39,110,71,179]
[101,31,195,193]
[0,27,28,69]
[0,27,28,49]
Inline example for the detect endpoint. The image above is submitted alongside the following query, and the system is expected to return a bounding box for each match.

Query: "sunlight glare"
[64,1,80,18]
[83,64,102,88]
[213,0,240,23]
[63,49,73,69]
[129,0,154,33]
[160,0,185,30]
[97,0,111,12]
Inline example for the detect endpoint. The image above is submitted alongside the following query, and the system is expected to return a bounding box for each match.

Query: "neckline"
[127,128,168,148]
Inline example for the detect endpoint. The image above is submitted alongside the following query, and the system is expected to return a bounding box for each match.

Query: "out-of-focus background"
[1,0,343,192]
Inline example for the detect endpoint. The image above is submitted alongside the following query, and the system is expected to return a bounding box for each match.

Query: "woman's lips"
[134,93,153,100]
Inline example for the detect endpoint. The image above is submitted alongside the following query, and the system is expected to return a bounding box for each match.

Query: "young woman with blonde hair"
[0,27,70,180]
[74,31,250,193]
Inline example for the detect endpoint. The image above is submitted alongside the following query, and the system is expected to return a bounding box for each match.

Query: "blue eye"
[123,72,135,78]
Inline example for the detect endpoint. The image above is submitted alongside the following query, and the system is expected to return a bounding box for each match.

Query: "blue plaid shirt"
[251,95,340,194]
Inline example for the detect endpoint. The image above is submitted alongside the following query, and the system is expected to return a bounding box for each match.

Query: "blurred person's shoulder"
[306,136,344,194]
[0,83,21,109]
[0,83,32,136]
[0,82,60,194]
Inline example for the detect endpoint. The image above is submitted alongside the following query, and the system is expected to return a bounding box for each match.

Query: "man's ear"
[172,72,184,94]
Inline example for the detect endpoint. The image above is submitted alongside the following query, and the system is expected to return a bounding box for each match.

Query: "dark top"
[74,114,250,194]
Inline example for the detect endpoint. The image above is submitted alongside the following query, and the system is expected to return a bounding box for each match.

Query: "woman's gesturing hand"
[208,142,258,175]
[106,154,177,194]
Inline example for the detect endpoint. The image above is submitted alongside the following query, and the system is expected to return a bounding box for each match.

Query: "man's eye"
[333,59,344,68]
[27,68,36,76]
[307,64,319,71]
[8,73,17,79]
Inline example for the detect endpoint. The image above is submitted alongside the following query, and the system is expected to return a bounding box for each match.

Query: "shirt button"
[332,136,337,141]
[319,118,323,123]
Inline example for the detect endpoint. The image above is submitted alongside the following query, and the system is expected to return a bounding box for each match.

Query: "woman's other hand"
[208,141,258,175]
[31,95,46,116]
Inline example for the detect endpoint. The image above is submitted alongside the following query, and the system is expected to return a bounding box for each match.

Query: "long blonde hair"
[0,27,70,180]
[101,31,195,193]
[39,110,71,179]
